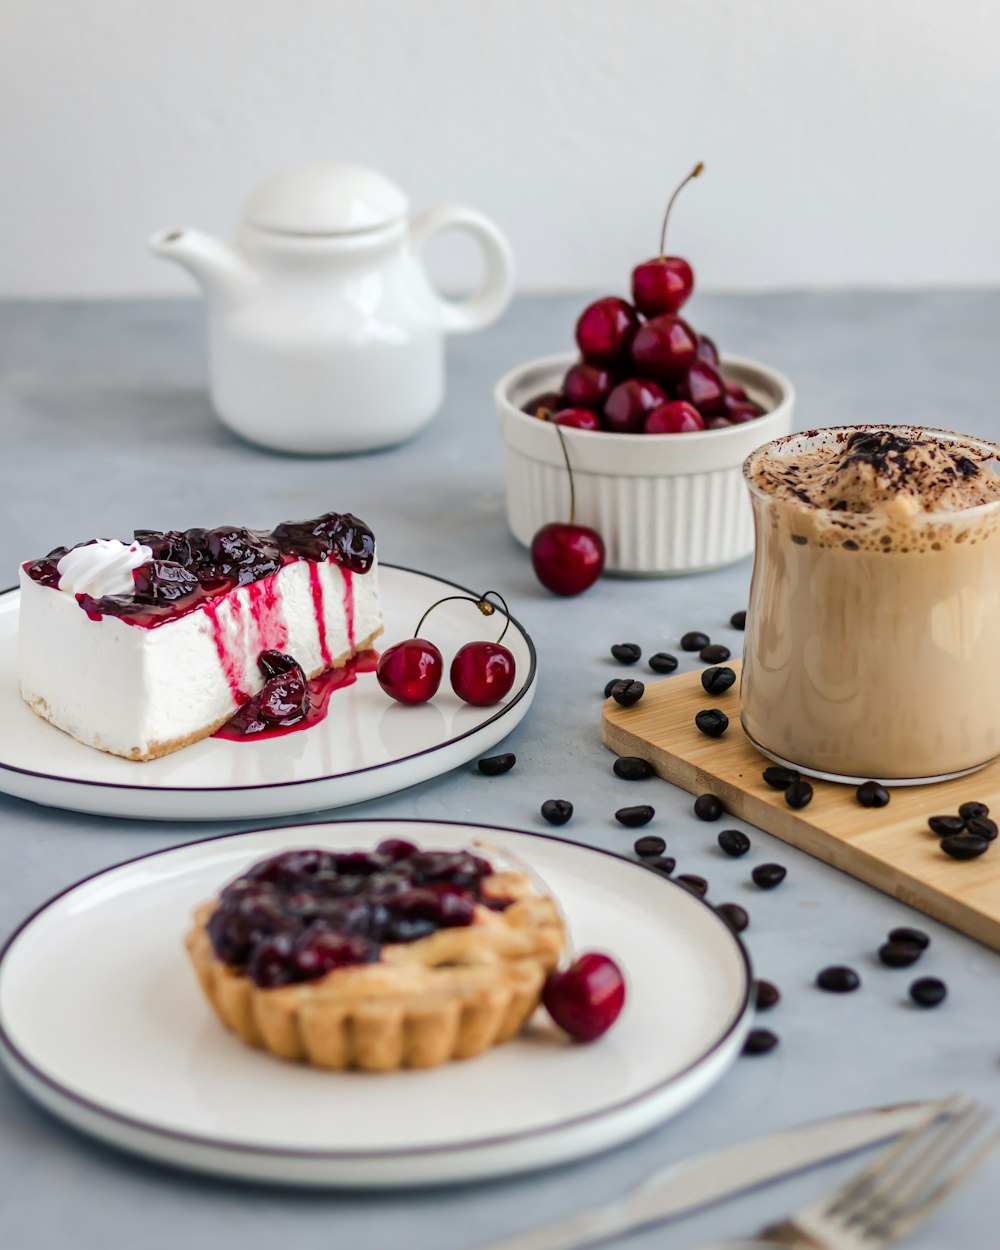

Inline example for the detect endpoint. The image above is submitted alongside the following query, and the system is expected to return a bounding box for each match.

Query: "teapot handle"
[408,204,514,335]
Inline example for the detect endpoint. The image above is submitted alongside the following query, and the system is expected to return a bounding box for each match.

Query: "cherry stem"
[554,423,576,526]
[473,839,575,962]
[413,591,511,644]
[658,161,704,258]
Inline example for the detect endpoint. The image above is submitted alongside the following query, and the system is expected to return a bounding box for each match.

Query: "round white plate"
[0,820,752,1188]
[0,567,536,821]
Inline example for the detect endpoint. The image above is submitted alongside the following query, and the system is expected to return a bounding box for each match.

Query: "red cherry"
[554,407,600,431]
[724,398,765,424]
[603,378,667,434]
[543,952,626,1042]
[522,391,563,420]
[575,297,639,366]
[563,362,616,409]
[705,415,732,430]
[450,641,516,706]
[644,400,705,434]
[630,315,698,381]
[631,256,694,317]
[376,638,443,704]
[531,523,605,596]
[724,380,747,400]
[630,162,703,318]
[696,334,720,367]
[677,361,727,415]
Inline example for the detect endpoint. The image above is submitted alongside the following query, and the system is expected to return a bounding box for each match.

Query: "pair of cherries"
[377,592,516,707]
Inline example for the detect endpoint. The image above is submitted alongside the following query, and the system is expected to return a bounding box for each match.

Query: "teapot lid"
[242,161,409,236]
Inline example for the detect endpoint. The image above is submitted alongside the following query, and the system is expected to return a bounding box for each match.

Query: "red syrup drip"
[213,650,379,742]
[343,567,355,650]
[308,562,332,667]
[248,574,288,655]
[204,599,251,706]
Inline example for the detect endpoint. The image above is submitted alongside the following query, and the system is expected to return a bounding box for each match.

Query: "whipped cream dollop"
[56,539,153,599]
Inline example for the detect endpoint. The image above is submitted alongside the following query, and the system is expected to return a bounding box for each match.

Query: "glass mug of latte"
[740,425,1000,783]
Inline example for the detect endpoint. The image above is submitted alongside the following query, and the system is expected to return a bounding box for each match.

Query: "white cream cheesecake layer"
[17,556,382,760]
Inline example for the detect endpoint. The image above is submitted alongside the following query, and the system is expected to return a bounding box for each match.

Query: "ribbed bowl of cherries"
[494,166,794,576]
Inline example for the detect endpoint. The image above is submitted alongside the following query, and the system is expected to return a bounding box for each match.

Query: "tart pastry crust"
[186,871,564,1071]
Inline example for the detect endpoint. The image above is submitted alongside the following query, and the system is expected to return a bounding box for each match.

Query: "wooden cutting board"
[601,662,1000,951]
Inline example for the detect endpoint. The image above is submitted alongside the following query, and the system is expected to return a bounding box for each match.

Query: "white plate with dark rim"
[0,820,753,1188]
[0,566,536,821]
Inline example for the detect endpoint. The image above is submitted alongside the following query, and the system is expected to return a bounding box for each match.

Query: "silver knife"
[473,1101,935,1250]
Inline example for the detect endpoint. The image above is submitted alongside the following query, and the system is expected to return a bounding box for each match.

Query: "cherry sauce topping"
[23,510,375,627]
[208,843,500,988]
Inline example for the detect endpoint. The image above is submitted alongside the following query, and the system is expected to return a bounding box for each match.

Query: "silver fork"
[705,1097,997,1250]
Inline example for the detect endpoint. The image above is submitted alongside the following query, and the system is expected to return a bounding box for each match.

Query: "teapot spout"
[148,228,256,306]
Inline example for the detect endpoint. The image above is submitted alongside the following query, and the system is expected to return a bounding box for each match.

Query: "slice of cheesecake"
[18,512,383,760]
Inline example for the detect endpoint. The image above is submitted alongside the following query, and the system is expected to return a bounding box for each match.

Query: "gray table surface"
[1,292,999,1249]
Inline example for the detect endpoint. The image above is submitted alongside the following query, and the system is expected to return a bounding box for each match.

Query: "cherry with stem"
[531,424,605,596]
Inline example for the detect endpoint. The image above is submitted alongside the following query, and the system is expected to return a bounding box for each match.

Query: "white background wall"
[2,0,999,297]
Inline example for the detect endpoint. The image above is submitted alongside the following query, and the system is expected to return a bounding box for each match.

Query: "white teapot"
[150,162,514,454]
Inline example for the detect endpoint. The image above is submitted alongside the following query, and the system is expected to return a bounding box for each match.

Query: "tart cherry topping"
[531,425,605,596]
[630,162,703,317]
[543,952,626,1042]
[208,843,501,988]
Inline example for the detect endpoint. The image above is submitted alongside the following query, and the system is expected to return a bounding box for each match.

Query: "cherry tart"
[186,841,565,1072]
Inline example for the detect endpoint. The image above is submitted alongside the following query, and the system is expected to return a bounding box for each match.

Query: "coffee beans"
[755,979,781,1010]
[941,832,989,860]
[634,834,666,857]
[681,631,710,651]
[742,1028,778,1056]
[929,815,965,837]
[612,679,645,707]
[965,816,998,842]
[611,643,641,665]
[540,799,573,826]
[730,610,747,630]
[910,977,947,1008]
[701,666,737,696]
[763,765,800,790]
[889,926,930,950]
[676,873,708,897]
[717,902,749,932]
[959,801,989,821]
[615,805,655,828]
[817,966,860,993]
[604,678,626,698]
[694,793,724,821]
[699,643,732,664]
[649,652,679,674]
[695,708,729,738]
[879,941,923,968]
[857,781,890,808]
[614,756,653,781]
[718,828,751,858]
[752,863,787,890]
[786,779,814,809]
[478,753,515,776]
[646,855,676,875]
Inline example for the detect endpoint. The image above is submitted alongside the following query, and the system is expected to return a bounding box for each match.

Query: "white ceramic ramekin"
[494,352,795,575]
